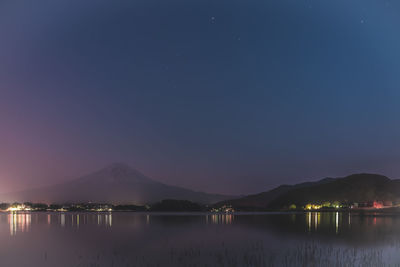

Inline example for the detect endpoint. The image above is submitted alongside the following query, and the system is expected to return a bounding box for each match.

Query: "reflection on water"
[8,212,31,236]
[209,214,233,224]
[5,212,234,237]
[60,213,65,227]
[335,212,339,234]
[6,212,114,235]
[306,212,321,232]
[5,211,398,238]
[104,213,112,227]
[2,212,400,266]
[304,212,346,234]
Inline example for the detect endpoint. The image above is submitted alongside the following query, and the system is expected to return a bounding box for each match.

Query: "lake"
[0,211,399,266]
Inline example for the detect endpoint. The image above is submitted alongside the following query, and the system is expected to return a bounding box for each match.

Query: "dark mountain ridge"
[218,173,400,210]
[268,173,400,208]
[215,177,336,209]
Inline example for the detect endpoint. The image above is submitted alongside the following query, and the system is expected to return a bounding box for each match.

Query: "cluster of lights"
[1,205,114,212]
[56,208,68,212]
[305,203,341,210]
[7,205,31,212]
[211,205,235,213]
[305,204,321,210]
[94,208,113,212]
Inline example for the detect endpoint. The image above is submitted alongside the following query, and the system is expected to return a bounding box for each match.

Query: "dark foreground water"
[1,212,400,267]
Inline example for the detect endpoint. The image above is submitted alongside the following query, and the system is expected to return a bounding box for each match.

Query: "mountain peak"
[78,163,154,184]
[104,162,134,172]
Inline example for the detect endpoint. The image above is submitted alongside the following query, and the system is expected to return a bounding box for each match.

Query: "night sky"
[1,0,400,195]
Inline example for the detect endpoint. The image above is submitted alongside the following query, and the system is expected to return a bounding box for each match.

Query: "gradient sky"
[1,0,400,195]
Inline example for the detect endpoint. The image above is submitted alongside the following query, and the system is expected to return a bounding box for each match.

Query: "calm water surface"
[1,212,399,266]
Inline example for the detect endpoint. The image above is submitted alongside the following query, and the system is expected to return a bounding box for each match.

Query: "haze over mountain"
[218,174,400,210]
[0,163,233,205]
